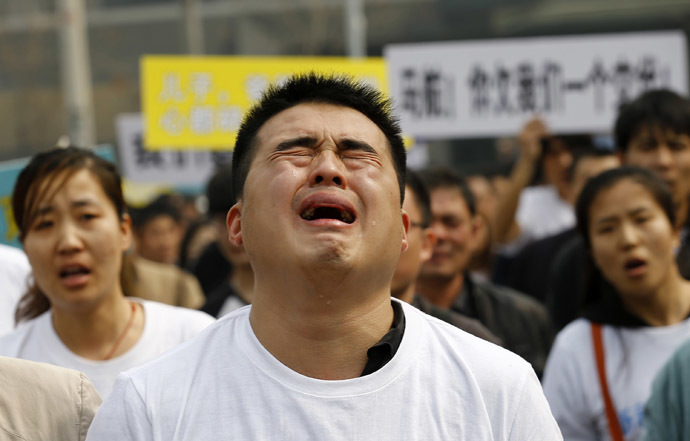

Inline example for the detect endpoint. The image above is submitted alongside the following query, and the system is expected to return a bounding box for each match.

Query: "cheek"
[23,237,48,269]
[590,241,615,274]
[626,151,654,168]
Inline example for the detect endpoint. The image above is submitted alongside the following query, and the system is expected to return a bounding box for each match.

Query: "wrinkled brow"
[274,136,377,155]
[275,136,318,152]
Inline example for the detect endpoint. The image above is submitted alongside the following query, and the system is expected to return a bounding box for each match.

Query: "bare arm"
[491,118,547,245]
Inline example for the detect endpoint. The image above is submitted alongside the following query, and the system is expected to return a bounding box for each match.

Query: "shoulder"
[551,318,593,351]
[543,319,594,377]
[139,299,215,332]
[0,356,101,441]
[0,244,29,266]
[124,306,246,379]
[404,301,525,375]
[405,303,559,434]
[0,313,46,355]
[472,277,547,316]
[0,245,31,287]
[0,355,98,399]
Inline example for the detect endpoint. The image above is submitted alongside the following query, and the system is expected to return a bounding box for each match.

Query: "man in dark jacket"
[417,167,553,377]
[392,169,501,346]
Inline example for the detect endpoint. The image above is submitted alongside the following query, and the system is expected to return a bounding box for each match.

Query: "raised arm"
[491,118,548,245]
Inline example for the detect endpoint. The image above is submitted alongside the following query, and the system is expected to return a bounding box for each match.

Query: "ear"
[420,228,436,263]
[401,209,410,254]
[227,202,243,246]
[120,213,134,252]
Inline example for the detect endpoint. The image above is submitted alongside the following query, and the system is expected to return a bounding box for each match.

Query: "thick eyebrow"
[275,136,319,152]
[339,138,378,155]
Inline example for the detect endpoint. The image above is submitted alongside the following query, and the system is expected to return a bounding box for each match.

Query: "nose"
[57,222,84,255]
[618,221,640,250]
[429,221,447,243]
[308,149,347,188]
[654,145,673,169]
[559,151,573,169]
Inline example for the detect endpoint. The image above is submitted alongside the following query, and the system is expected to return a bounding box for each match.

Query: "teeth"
[339,209,354,223]
[301,207,316,220]
[300,206,355,223]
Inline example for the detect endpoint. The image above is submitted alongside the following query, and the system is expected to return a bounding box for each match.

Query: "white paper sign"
[115,113,232,185]
[385,31,688,138]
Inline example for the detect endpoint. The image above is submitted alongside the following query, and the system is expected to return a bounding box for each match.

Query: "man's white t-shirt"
[543,318,690,441]
[0,244,31,336]
[0,299,214,398]
[87,300,563,440]
[500,185,575,256]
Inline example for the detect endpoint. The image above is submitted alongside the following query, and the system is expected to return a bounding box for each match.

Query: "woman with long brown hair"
[0,147,214,398]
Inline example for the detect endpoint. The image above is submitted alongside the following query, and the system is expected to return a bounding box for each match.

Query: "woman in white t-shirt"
[543,166,690,441]
[0,147,214,398]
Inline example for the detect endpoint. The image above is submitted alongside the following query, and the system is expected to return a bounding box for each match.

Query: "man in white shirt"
[87,73,562,440]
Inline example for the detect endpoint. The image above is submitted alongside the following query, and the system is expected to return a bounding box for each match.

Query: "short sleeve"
[86,374,153,441]
[508,367,563,440]
[542,330,598,441]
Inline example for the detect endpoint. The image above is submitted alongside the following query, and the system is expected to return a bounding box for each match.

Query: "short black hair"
[615,89,690,152]
[231,72,406,204]
[131,194,182,230]
[405,168,432,228]
[206,163,236,218]
[575,166,675,250]
[418,166,476,216]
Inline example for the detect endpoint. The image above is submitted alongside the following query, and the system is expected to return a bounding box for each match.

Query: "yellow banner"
[141,56,387,150]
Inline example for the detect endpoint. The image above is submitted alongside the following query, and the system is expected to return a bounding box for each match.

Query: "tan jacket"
[121,255,205,309]
[0,357,101,441]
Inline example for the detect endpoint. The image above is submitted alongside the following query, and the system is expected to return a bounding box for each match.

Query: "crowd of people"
[1,73,690,440]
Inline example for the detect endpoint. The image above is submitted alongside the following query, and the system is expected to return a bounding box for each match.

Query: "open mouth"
[300,206,355,224]
[60,266,91,279]
[624,258,647,276]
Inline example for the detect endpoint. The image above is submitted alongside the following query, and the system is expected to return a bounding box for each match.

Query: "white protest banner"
[115,113,232,186]
[385,31,688,138]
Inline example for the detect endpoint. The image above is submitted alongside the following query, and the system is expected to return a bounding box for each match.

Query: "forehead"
[430,187,470,215]
[590,180,658,219]
[34,169,105,206]
[254,102,390,154]
[631,124,688,141]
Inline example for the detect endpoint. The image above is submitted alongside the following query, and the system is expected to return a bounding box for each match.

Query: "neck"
[249,279,394,380]
[621,269,690,327]
[230,264,254,304]
[391,282,416,305]
[416,272,465,309]
[51,292,144,360]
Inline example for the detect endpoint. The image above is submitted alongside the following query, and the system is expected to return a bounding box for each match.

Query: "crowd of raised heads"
[1,73,690,440]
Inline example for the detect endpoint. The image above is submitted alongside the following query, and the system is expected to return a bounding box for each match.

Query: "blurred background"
[1,0,689,173]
